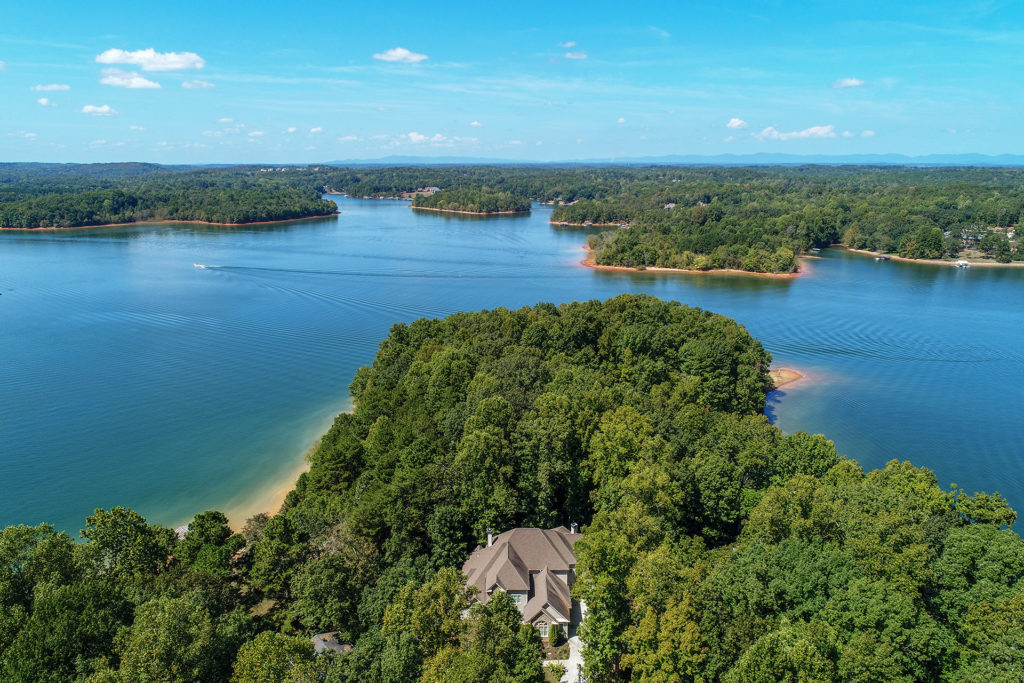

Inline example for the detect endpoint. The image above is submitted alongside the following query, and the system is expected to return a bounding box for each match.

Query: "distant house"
[462,525,583,638]
[663,203,676,210]
[310,632,352,655]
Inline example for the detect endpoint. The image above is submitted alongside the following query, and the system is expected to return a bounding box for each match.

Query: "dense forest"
[0,165,337,227]
[1,294,1020,682]
[4,163,1023,271]
[412,188,531,213]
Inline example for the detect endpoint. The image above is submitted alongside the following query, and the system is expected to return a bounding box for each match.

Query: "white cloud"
[248,130,264,137]
[726,117,748,129]
[96,48,204,71]
[758,124,836,141]
[130,125,145,130]
[372,47,428,63]
[470,120,482,127]
[8,131,38,140]
[181,79,213,88]
[617,117,626,124]
[81,104,117,116]
[565,51,588,60]
[536,140,543,146]
[286,127,297,133]
[90,139,107,146]
[217,117,233,123]
[508,139,523,145]
[832,77,865,89]
[310,126,323,133]
[100,67,161,89]
[842,130,853,138]
[559,41,576,48]
[32,83,70,91]
[861,129,876,137]
[337,135,360,142]
[576,137,584,144]
[649,25,671,38]
[37,97,54,107]
[0,61,5,70]
[406,132,428,143]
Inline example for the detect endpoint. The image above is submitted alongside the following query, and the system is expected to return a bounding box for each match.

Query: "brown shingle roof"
[462,526,581,622]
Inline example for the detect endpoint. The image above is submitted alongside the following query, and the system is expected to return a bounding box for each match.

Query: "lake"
[2,196,1022,533]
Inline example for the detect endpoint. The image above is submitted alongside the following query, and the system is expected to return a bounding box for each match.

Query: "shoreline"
[410,206,531,216]
[220,399,354,530]
[0,212,338,232]
[769,367,805,390]
[843,246,1024,268]
[580,245,805,279]
[551,220,622,227]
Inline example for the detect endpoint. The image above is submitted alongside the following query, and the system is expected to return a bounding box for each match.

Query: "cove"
[1,196,1022,533]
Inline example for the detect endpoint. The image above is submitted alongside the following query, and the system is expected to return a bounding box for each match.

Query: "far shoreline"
[410,206,531,216]
[843,246,1024,268]
[580,245,806,279]
[0,212,339,232]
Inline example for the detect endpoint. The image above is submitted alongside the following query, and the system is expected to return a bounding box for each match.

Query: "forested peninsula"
[0,164,337,228]
[411,188,531,214]
[1,294,1020,682]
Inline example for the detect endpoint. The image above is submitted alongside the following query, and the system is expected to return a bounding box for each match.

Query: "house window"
[537,622,549,638]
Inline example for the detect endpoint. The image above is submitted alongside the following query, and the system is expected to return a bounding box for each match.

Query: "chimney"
[570,522,579,535]
[487,527,494,547]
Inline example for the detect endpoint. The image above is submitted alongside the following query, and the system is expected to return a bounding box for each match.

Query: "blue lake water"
[1,197,1022,533]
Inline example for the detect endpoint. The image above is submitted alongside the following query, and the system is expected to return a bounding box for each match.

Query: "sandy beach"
[580,245,807,279]
[769,367,804,389]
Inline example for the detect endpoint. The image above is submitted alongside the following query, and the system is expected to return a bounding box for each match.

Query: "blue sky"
[2,0,1023,163]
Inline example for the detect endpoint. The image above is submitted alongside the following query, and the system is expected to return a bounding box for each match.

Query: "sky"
[2,0,1024,163]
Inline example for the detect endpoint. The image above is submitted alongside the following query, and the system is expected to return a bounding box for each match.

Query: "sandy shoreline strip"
[843,246,1024,268]
[580,245,806,279]
[410,206,530,216]
[769,367,804,389]
[0,212,338,232]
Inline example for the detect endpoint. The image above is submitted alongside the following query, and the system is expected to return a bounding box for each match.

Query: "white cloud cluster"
[96,48,205,71]
[182,79,213,88]
[617,117,626,124]
[565,51,588,60]
[861,129,875,137]
[470,120,482,127]
[130,125,145,130]
[310,126,323,133]
[832,77,865,89]
[286,127,297,133]
[402,132,475,147]
[81,104,117,116]
[726,117,748,129]
[32,83,70,91]
[758,124,836,141]
[559,41,576,48]
[373,47,428,63]
[101,67,160,89]
[338,135,360,142]
[217,117,233,123]
[9,131,38,140]
[37,97,55,107]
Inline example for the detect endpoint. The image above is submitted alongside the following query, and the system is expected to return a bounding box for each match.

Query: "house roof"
[462,526,581,622]
[310,632,352,655]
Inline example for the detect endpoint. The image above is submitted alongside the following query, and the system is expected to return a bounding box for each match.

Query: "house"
[310,632,352,655]
[462,525,583,638]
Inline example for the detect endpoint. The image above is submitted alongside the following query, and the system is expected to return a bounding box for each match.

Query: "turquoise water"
[2,197,1022,532]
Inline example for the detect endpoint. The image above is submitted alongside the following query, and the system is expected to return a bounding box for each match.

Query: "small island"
[411,187,531,215]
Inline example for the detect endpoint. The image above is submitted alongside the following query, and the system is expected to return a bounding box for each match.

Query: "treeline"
[412,188,530,213]
[548,168,1024,271]
[0,167,337,227]
[4,295,1018,681]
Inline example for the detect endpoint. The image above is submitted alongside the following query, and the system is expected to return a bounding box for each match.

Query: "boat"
[875,255,890,261]
[954,260,970,268]
[810,247,821,253]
